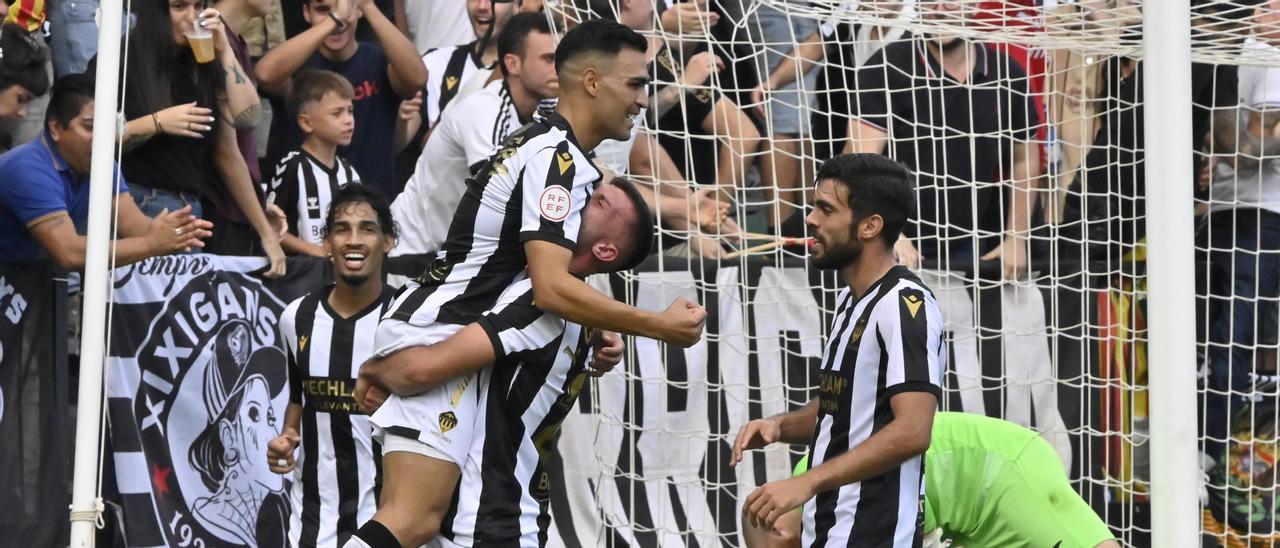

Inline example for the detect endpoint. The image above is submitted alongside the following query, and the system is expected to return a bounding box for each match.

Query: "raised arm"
[254,0,350,97]
[359,0,426,98]
[202,9,261,129]
[526,240,704,346]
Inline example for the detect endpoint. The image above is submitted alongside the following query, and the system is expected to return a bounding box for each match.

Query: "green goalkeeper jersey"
[796,412,1114,547]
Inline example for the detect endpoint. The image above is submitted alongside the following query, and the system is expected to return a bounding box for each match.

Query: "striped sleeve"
[279,298,303,405]
[518,141,582,249]
[876,285,942,400]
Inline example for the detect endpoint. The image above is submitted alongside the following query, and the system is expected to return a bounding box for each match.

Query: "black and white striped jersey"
[279,286,393,548]
[392,79,528,256]
[269,150,362,245]
[803,266,944,548]
[440,282,591,547]
[422,41,486,130]
[383,111,602,328]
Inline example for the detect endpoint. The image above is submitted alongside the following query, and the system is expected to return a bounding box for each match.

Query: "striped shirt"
[383,111,602,329]
[804,266,944,548]
[422,41,486,130]
[392,79,528,256]
[279,286,394,548]
[441,281,591,547]
[269,150,361,245]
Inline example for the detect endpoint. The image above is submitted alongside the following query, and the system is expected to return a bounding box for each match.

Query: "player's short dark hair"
[323,184,398,240]
[0,23,50,98]
[45,73,95,131]
[814,154,915,246]
[608,176,654,271]
[497,12,553,78]
[287,69,354,117]
[553,18,645,74]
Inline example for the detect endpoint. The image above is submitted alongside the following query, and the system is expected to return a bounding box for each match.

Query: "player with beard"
[267,184,399,548]
[844,2,1040,280]
[734,154,944,547]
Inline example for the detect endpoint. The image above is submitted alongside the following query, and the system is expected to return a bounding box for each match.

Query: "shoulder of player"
[869,278,936,322]
[278,295,308,335]
[422,44,459,68]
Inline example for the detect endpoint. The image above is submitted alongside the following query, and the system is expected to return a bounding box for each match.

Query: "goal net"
[541,1,1278,546]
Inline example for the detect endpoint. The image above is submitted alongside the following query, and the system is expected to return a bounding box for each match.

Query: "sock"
[343,520,402,548]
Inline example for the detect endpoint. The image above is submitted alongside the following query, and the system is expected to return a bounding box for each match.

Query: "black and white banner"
[0,260,69,547]
[107,255,326,547]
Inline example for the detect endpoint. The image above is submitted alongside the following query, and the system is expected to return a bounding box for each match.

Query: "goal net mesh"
[541,1,1280,546]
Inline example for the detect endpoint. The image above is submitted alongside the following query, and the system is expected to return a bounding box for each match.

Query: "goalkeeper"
[734,412,1119,548]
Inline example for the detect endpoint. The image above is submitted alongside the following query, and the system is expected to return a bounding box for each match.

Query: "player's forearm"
[770,400,818,445]
[802,417,931,495]
[364,327,496,395]
[532,273,668,340]
[284,403,302,436]
[367,3,427,97]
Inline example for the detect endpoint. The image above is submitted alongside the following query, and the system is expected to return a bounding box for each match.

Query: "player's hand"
[681,51,724,88]
[730,418,781,466]
[743,477,815,530]
[981,234,1028,281]
[354,368,389,414]
[589,330,624,376]
[894,234,920,271]
[267,428,301,474]
[1199,156,1215,192]
[657,297,706,347]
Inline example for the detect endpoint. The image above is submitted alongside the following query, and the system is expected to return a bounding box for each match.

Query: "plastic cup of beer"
[184,20,215,64]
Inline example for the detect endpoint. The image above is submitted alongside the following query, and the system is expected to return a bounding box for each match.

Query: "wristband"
[152,113,163,134]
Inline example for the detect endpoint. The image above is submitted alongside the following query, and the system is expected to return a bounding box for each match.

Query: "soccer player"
[392,12,559,257]
[737,412,1121,548]
[345,20,705,548]
[267,184,398,547]
[733,154,944,547]
[354,177,654,546]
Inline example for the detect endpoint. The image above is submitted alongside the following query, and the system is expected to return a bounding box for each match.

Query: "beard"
[810,238,862,270]
[338,272,370,286]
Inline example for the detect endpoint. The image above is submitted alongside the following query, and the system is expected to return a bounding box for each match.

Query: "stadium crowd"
[3,0,1280,546]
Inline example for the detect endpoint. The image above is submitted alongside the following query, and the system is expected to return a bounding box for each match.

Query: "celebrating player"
[733,154,944,547]
[267,184,398,547]
[343,19,706,548]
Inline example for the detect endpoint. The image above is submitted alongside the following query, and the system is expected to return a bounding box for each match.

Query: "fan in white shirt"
[392,12,560,258]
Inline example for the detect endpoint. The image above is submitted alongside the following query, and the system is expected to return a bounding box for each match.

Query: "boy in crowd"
[256,0,425,198]
[270,70,363,257]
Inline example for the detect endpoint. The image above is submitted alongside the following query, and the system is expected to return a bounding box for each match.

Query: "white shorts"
[368,280,563,467]
[369,317,484,466]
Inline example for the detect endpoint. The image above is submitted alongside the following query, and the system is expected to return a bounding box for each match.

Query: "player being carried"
[340,19,705,548]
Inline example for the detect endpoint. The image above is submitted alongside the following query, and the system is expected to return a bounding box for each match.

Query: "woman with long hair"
[115,0,284,275]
